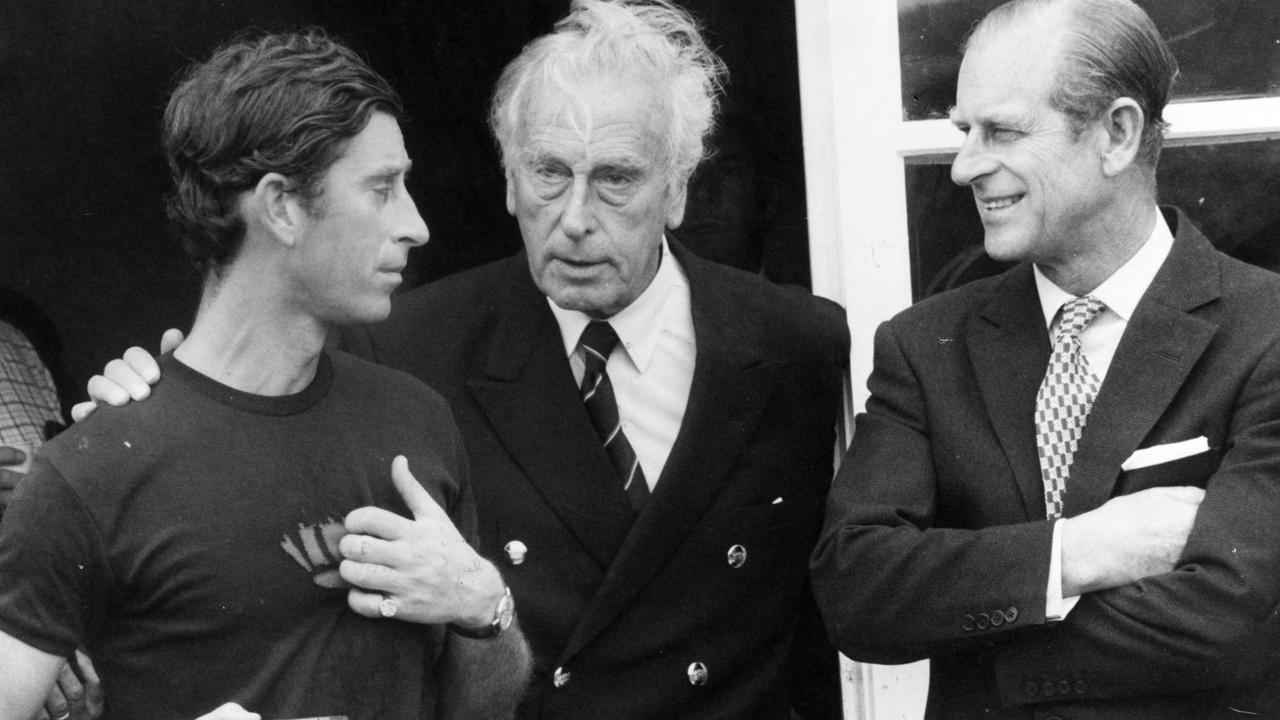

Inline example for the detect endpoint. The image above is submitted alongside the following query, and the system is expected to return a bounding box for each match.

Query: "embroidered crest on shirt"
[280,517,351,588]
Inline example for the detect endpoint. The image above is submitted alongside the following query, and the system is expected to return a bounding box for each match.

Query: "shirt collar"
[1034,206,1174,326]
[549,236,685,372]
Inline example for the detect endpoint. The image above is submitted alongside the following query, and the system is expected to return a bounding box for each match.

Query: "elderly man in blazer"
[80,1,849,718]
[812,0,1280,718]
[343,3,849,717]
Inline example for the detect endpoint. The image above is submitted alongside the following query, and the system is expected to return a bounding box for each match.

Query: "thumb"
[390,455,445,521]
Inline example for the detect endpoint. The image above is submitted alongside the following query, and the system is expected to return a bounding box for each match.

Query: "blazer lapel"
[967,264,1056,520]
[1062,210,1221,516]
[466,257,636,570]
[559,244,779,661]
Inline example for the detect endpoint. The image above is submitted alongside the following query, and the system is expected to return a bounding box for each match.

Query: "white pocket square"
[1121,436,1210,472]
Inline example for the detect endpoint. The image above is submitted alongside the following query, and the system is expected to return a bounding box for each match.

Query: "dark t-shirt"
[0,351,473,720]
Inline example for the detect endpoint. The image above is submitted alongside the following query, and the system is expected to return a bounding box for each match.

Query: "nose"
[395,191,430,247]
[560,175,594,240]
[950,131,996,187]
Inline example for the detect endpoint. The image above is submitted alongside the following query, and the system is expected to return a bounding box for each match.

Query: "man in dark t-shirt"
[0,30,529,720]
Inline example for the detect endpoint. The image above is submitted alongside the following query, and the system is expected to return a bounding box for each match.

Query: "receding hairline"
[965,1,1074,66]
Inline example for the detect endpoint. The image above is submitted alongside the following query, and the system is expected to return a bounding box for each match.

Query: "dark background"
[0,0,811,418]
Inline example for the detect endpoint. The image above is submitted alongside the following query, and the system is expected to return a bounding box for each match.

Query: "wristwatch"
[449,586,515,640]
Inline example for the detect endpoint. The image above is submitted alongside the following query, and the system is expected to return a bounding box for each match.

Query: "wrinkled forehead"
[518,73,670,162]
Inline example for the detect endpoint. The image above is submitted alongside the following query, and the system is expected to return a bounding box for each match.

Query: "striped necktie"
[578,321,649,512]
[1035,295,1106,518]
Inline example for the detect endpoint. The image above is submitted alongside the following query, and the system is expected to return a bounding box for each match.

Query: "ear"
[505,169,517,217]
[665,177,689,230]
[1099,97,1144,178]
[252,172,304,248]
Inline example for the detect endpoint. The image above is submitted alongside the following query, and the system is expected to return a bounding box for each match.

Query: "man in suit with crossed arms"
[79,1,849,717]
[811,0,1280,717]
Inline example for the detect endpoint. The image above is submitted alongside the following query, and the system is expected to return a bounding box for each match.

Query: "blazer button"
[504,540,528,565]
[1073,679,1088,694]
[727,544,747,569]
[687,661,709,686]
[961,615,976,632]
[1024,681,1039,697]
[1005,606,1018,623]
[1041,681,1055,697]
[990,609,1005,627]
[553,667,571,688]
[976,613,990,630]
[1057,679,1071,695]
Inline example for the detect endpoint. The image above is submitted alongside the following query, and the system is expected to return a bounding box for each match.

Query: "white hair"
[489,0,727,188]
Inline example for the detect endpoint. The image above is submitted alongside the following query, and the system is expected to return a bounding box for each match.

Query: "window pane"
[899,0,1280,120]
[905,139,1280,300]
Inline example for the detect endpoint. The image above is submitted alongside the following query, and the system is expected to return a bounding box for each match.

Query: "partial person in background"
[0,29,529,720]
[0,318,62,513]
[0,309,99,720]
[75,1,849,718]
[1,288,71,517]
[813,0,1280,717]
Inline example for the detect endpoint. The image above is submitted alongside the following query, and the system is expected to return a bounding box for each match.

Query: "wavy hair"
[489,0,727,188]
[162,29,403,276]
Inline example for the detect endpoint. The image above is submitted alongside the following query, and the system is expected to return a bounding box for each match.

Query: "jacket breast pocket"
[1116,444,1221,494]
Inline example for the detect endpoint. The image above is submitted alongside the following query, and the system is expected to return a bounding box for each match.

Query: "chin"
[982,232,1033,263]
[337,299,393,326]
[547,292,616,319]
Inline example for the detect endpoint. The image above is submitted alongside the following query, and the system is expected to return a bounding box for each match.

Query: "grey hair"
[489,0,728,188]
[967,0,1178,170]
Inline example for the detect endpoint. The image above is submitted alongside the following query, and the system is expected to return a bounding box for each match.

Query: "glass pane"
[899,0,1280,120]
[905,139,1280,300]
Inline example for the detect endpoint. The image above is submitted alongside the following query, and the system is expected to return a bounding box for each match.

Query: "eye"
[533,162,567,181]
[373,186,391,201]
[990,127,1022,142]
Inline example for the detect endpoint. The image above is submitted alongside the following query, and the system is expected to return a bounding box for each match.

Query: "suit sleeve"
[990,333,1280,704]
[810,319,1055,663]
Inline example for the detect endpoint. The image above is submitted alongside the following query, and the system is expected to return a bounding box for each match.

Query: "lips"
[978,194,1023,211]
[554,256,604,269]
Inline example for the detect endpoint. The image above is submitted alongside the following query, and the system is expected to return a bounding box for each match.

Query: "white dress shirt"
[549,238,696,490]
[1034,206,1174,619]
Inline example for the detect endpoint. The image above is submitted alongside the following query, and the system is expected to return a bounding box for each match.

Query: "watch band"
[448,586,514,640]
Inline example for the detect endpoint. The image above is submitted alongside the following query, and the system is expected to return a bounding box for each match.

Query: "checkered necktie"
[579,322,649,512]
[1035,296,1106,519]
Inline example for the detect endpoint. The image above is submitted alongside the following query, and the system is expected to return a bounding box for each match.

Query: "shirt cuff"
[1046,519,1081,621]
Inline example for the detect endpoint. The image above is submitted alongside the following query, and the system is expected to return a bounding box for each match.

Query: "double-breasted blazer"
[345,240,850,719]
[812,208,1280,719]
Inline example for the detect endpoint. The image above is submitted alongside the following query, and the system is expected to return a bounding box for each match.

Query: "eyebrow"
[949,108,1029,129]
[362,160,413,184]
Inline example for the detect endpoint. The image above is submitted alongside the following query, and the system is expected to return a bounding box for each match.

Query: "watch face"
[496,587,515,631]
[447,587,514,639]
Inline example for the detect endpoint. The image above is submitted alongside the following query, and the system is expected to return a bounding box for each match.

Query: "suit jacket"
[811,208,1280,719]
[344,240,849,720]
